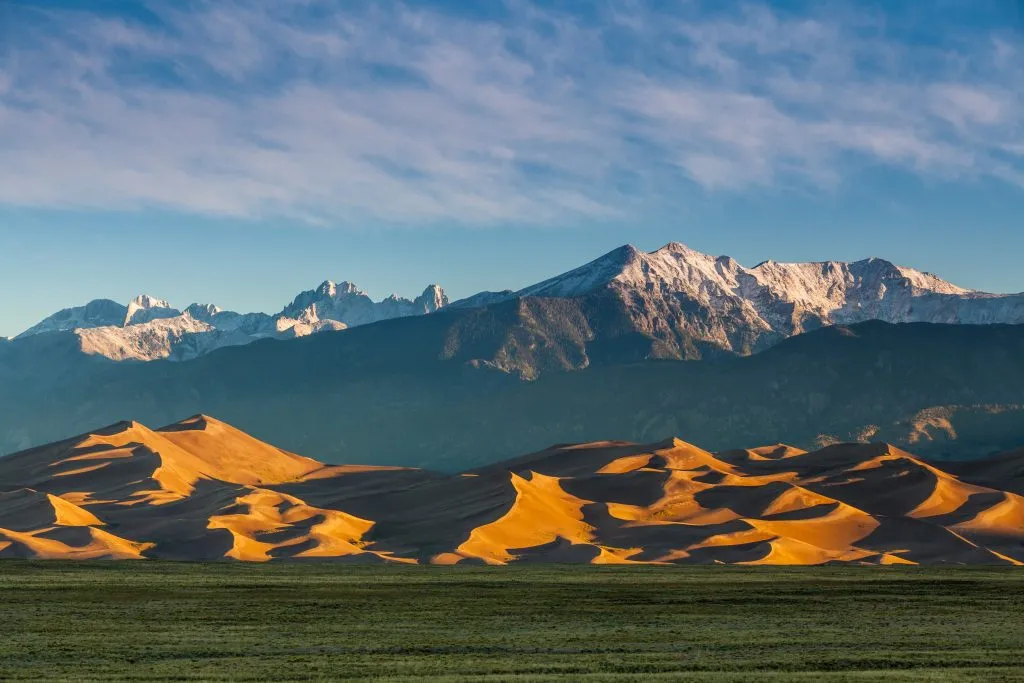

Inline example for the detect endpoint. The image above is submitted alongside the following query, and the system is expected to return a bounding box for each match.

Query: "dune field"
[0,415,1022,564]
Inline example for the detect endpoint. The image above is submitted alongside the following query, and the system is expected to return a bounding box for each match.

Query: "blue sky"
[1,0,1023,336]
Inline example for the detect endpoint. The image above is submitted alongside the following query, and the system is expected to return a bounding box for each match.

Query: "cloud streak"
[0,0,1021,225]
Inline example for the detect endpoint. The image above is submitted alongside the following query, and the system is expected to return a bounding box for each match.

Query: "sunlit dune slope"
[0,416,1022,564]
[0,415,322,506]
[155,415,323,485]
[0,488,151,559]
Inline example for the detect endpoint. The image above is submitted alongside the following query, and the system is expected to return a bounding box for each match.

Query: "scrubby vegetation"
[2,563,1023,681]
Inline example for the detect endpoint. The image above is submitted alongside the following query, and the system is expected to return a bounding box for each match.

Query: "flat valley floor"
[3,564,1023,682]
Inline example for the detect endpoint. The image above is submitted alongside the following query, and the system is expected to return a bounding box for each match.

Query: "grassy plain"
[1,562,1022,681]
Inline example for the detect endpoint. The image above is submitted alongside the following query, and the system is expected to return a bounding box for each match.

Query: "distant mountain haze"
[2,316,1024,468]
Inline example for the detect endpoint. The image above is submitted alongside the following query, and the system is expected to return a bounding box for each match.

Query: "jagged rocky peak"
[316,280,364,298]
[124,294,179,326]
[184,303,224,321]
[129,294,171,310]
[10,276,452,363]
[284,281,369,317]
[280,278,450,328]
[416,284,449,312]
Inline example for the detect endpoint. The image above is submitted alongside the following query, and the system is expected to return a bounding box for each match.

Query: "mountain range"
[2,415,1021,564]
[2,242,1024,468]
[8,242,1024,366]
[12,281,447,361]
[463,241,1024,360]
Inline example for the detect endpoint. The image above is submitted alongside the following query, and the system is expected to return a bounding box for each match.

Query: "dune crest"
[0,416,1022,564]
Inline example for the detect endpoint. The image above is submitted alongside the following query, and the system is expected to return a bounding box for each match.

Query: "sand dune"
[0,488,151,559]
[156,415,323,485]
[0,416,1022,564]
[206,487,410,562]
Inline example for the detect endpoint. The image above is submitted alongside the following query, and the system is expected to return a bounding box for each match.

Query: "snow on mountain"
[517,245,644,298]
[275,314,348,339]
[14,299,128,338]
[280,281,448,328]
[77,315,216,361]
[11,243,1024,366]
[183,303,223,321]
[511,242,1024,354]
[13,281,450,362]
[416,284,449,312]
[448,290,518,309]
[124,294,180,326]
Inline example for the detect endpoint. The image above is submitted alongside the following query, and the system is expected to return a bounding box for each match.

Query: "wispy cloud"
[0,0,1021,225]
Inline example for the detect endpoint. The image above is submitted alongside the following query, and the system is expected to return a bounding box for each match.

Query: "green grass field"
[2,563,1023,681]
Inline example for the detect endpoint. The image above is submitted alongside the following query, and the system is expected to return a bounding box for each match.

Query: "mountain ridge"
[10,242,1024,365]
[13,280,449,362]
[503,241,1024,356]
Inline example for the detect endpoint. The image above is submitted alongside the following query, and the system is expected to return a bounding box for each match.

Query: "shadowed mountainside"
[2,318,1024,469]
[1,415,1022,565]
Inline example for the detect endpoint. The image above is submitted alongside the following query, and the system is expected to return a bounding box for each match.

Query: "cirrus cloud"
[0,0,1021,225]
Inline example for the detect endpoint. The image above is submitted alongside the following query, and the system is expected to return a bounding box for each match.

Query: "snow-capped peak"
[315,280,363,298]
[892,265,973,295]
[517,244,643,298]
[14,299,128,339]
[519,242,978,303]
[500,241,1024,354]
[125,294,179,326]
[655,241,699,256]
[280,279,449,329]
[184,303,223,321]
[12,277,450,362]
[129,294,171,310]
[416,284,449,312]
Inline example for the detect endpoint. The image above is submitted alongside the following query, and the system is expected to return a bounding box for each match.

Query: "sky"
[1,0,1023,336]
